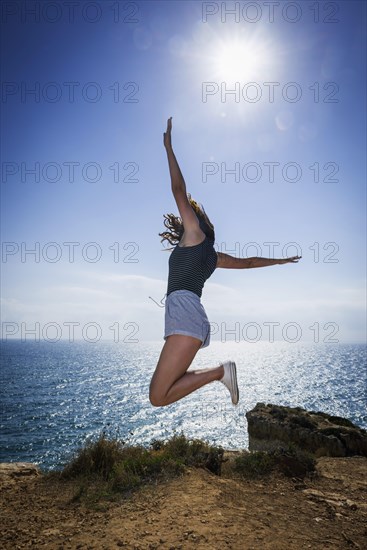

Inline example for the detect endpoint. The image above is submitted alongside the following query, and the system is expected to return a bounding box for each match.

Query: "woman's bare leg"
[162,365,224,406]
[149,334,224,407]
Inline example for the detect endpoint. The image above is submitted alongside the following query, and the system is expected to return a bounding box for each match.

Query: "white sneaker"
[219,361,239,405]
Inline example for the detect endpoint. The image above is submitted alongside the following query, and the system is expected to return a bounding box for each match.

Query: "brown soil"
[1,455,366,550]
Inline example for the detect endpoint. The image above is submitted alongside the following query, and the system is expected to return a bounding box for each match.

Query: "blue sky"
[1,0,366,344]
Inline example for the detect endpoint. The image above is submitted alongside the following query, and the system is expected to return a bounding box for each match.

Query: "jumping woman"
[149,117,301,408]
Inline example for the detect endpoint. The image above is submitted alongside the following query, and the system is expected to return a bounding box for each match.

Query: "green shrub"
[233,451,276,478]
[61,431,125,480]
[59,429,317,506]
[152,432,224,474]
[233,445,316,480]
[272,444,316,478]
[112,454,185,492]
[60,430,224,503]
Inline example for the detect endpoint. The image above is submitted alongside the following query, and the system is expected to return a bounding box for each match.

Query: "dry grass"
[53,430,224,503]
[50,430,316,505]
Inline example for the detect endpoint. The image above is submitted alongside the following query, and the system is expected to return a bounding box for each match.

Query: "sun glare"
[216,40,263,81]
[213,35,275,82]
[193,23,280,84]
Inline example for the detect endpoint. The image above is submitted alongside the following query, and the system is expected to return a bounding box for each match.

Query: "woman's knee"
[149,389,166,407]
[149,336,200,406]
[149,378,167,407]
[149,393,165,407]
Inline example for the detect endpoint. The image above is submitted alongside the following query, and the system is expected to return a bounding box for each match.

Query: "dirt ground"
[1,455,366,550]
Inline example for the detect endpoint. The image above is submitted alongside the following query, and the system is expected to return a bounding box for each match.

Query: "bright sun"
[202,28,279,83]
[215,40,262,81]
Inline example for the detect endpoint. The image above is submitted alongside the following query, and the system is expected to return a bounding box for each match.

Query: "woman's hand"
[163,117,172,150]
[278,256,302,264]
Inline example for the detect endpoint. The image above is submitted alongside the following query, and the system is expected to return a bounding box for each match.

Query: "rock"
[246,403,367,457]
[0,463,40,486]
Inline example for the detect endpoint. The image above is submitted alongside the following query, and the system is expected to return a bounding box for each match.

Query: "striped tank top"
[166,235,218,298]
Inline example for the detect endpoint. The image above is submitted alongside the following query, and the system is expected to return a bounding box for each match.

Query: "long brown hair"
[159,193,215,251]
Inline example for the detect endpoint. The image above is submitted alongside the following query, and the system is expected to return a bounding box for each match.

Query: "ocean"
[0,340,366,471]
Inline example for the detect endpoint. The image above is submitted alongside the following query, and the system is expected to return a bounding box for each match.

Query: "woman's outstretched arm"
[216,252,301,268]
[163,117,200,232]
[164,117,186,192]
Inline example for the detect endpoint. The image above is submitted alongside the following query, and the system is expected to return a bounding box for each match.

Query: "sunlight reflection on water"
[0,340,366,469]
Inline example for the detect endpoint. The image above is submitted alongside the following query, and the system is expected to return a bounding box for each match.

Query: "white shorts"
[164,289,211,349]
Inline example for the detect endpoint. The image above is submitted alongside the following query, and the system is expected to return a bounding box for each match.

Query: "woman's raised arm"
[164,117,186,192]
[163,117,200,233]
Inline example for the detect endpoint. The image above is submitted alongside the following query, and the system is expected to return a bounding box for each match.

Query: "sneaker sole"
[229,361,239,405]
